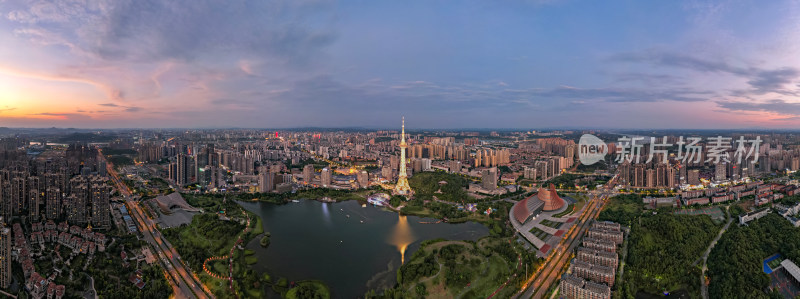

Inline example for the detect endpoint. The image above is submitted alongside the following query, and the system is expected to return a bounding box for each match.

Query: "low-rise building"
[643,197,678,209]
[683,197,710,206]
[739,208,770,225]
[779,203,800,227]
[711,193,735,204]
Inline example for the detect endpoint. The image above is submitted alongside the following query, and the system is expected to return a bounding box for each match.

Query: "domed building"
[511,183,567,225]
[538,183,566,211]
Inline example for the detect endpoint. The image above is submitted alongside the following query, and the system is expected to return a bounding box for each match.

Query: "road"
[700,208,733,299]
[520,193,608,298]
[516,177,617,299]
[99,150,212,299]
[532,194,608,299]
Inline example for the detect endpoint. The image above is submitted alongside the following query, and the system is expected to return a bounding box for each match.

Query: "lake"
[237,199,489,298]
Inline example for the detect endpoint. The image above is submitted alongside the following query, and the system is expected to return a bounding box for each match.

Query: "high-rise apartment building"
[90,179,111,229]
[0,218,9,289]
[559,274,611,299]
[321,167,332,188]
[688,169,700,185]
[46,187,61,220]
[303,164,314,184]
[67,175,110,228]
[1,182,11,220]
[381,166,393,181]
[259,166,274,193]
[357,170,369,188]
[176,154,193,186]
[715,162,727,181]
[482,167,498,190]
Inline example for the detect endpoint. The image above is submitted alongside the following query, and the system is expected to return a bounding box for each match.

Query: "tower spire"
[393,116,412,196]
[401,116,406,144]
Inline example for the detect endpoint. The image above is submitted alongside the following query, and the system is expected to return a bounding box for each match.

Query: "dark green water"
[237,199,489,298]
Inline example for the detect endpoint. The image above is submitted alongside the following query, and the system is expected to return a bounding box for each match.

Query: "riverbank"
[238,199,490,298]
[223,186,383,205]
[175,172,519,298]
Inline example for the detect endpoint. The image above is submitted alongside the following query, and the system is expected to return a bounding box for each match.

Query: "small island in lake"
[260,232,271,248]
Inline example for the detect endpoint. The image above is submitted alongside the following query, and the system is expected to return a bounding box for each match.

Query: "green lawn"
[541,219,563,229]
[211,260,228,276]
[767,256,784,270]
[530,227,550,239]
[553,204,575,218]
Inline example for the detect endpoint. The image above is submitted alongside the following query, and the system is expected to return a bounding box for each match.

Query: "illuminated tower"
[393,117,412,196]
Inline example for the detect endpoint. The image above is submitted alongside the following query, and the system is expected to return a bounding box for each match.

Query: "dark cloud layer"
[716,99,800,115]
[93,0,336,65]
[2,1,800,128]
[612,50,800,97]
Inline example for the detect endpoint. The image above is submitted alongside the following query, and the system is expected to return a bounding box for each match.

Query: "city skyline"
[4,2,800,298]
[1,1,800,129]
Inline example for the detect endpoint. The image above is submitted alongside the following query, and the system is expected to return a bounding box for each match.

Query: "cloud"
[32,112,92,120]
[253,75,710,121]
[746,68,800,95]
[610,50,749,75]
[0,107,16,113]
[3,0,338,112]
[6,0,336,65]
[771,116,800,121]
[612,49,800,97]
[150,62,174,96]
[97,103,142,113]
[523,85,709,103]
[716,99,800,115]
[210,99,252,106]
[238,60,258,77]
[613,72,684,85]
[0,65,124,101]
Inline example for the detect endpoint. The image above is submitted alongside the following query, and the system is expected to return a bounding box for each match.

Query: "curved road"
[700,209,733,299]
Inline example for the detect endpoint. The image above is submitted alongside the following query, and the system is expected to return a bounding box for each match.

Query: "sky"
[1,0,800,129]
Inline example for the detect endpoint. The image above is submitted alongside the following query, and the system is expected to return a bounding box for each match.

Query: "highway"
[99,150,213,299]
[517,178,617,299]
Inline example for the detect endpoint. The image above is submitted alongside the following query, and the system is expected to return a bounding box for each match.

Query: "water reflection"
[321,202,331,225]
[238,200,489,298]
[389,214,414,264]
